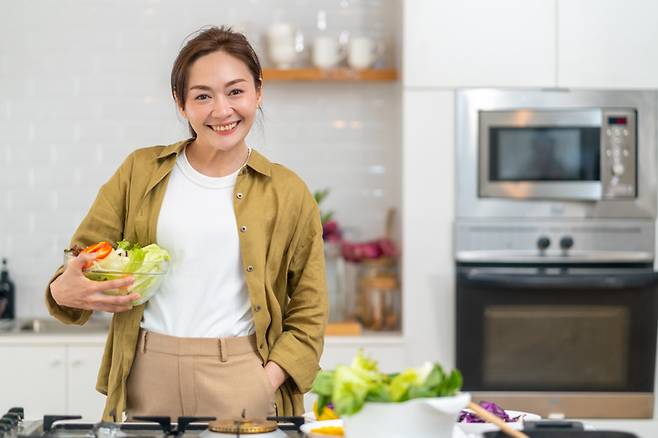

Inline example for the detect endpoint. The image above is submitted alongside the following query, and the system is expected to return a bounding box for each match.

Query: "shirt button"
[259,343,264,349]
[254,304,262,312]
[240,225,247,232]
[246,265,254,272]
[236,192,244,199]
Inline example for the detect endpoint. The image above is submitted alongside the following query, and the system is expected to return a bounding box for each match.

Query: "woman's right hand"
[50,252,139,313]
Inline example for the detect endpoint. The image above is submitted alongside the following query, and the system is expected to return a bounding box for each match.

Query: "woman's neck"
[185,141,250,177]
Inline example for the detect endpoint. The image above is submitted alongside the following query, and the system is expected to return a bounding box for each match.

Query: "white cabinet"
[0,345,67,419]
[0,342,105,420]
[404,0,556,88]
[558,0,658,88]
[67,345,106,419]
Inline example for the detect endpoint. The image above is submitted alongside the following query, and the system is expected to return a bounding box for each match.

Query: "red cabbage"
[458,401,522,423]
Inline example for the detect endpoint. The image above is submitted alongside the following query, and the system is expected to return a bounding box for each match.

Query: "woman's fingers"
[89,275,135,293]
[85,291,141,312]
[70,252,97,270]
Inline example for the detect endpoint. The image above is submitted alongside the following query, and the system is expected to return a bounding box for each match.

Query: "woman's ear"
[256,83,263,107]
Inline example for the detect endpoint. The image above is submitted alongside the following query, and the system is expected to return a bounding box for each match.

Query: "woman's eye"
[228,89,243,96]
[194,94,210,101]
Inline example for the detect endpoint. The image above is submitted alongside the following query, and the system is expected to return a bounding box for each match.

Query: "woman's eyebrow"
[189,85,213,91]
[189,79,246,91]
[225,78,247,87]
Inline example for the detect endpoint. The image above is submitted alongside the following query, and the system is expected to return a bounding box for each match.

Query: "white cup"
[312,36,344,69]
[267,23,297,68]
[347,36,383,70]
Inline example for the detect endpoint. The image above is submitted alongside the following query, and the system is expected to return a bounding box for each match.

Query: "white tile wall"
[0,0,402,317]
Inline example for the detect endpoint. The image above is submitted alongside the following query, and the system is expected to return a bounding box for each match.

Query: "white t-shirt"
[141,149,255,337]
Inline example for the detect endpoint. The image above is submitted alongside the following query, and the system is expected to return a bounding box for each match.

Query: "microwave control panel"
[601,108,637,199]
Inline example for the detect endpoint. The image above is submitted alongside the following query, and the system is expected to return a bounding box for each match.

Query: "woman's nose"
[211,95,233,118]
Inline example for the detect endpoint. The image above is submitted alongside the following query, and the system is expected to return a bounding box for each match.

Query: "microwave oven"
[480,107,636,201]
[456,89,657,220]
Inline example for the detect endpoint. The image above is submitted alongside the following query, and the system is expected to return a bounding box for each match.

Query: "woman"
[46,26,328,421]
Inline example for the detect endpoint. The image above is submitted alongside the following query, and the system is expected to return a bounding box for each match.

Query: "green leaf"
[317,393,331,414]
[320,211,334,225]
[314,188,330,205]
[311,371,335,397]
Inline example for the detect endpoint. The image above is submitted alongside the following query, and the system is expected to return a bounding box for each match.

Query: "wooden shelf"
[262,67,398,81]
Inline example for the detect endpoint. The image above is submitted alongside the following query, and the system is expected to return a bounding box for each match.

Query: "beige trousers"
[126,329,276,420]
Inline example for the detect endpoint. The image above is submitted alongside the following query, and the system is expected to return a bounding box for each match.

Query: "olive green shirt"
[46,139,328,420]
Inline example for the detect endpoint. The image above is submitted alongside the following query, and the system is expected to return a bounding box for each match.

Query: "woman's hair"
[171,26,263,138]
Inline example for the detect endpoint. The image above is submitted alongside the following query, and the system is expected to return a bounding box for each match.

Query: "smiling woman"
[46,26,328,422]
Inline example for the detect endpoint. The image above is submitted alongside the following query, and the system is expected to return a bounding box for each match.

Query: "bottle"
[0,258,15,320]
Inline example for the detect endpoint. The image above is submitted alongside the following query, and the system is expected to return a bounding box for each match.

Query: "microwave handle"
[463,270,658,289]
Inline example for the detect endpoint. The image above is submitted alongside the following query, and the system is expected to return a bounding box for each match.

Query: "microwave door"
[479,109,603,200]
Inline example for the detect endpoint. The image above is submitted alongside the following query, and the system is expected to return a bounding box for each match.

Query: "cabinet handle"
[71,360,83,367]
[50,359,62,367]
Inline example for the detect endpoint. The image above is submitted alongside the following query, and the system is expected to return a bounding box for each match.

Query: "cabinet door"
[404,0,557,88]
[558,0,658,88]
[0,345,67,420]
[67,345,106,420]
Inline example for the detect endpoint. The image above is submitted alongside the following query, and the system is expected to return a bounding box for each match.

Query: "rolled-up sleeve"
[268,206,328,393]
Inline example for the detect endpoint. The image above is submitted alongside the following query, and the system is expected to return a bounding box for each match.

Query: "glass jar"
[357,258,401,331]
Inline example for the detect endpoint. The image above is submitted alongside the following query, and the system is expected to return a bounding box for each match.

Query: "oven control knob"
[560,236,574,250]
[537,236,551,251]
[612,163,625,176]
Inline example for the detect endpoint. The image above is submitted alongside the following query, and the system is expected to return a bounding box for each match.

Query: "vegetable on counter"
[458,401,522,423]
[311,350,462,417]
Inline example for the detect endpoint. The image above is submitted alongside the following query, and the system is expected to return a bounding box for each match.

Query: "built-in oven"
[457,262,658,418]
[454,89,658,418]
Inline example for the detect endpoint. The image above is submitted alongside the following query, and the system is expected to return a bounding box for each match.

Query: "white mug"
[267,23,297,68]
[347,36,383,70]
[312,36,344,69]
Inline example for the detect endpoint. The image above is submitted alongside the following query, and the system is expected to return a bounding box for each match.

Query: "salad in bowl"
[64,240,170,305]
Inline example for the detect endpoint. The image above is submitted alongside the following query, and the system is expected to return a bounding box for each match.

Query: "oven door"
[479,109,603,200]
[456,264,658,417]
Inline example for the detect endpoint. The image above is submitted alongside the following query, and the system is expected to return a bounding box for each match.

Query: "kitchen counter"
[0,318,405,345]
[0,318,108,344]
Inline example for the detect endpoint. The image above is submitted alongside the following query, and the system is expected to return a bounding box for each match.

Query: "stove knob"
[537,236,551,251]
[612,163,625,176]
[560,236,574,251]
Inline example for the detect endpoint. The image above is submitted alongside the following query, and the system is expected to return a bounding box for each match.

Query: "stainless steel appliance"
[1,408,304,438]
[455,89,658,419]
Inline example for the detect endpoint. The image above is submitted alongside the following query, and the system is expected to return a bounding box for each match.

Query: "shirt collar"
[157,139,272,177]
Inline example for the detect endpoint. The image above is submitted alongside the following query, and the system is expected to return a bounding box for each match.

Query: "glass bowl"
[63,252,169,305]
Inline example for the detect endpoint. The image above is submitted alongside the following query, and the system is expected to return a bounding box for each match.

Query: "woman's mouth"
[208,120,240,136]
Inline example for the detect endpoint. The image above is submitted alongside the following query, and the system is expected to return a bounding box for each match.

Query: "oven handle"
[463,270,658,289]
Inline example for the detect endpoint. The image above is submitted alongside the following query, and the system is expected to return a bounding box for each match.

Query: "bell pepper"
[81,241,113,268]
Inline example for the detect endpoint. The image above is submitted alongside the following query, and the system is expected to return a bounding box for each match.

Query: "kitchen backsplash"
[0,0,401,317]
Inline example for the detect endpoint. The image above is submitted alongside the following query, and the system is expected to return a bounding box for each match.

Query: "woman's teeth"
[210,121,238,132]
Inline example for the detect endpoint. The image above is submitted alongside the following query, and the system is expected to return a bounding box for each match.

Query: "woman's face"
[179,50,261,153]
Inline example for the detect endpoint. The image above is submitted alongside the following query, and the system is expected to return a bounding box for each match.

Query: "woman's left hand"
[264,361,288,391]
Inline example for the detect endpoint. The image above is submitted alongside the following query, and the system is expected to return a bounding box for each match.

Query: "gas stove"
[1,408,304,438]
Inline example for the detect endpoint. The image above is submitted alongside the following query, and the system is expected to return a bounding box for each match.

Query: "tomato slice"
[82,241,113,260]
